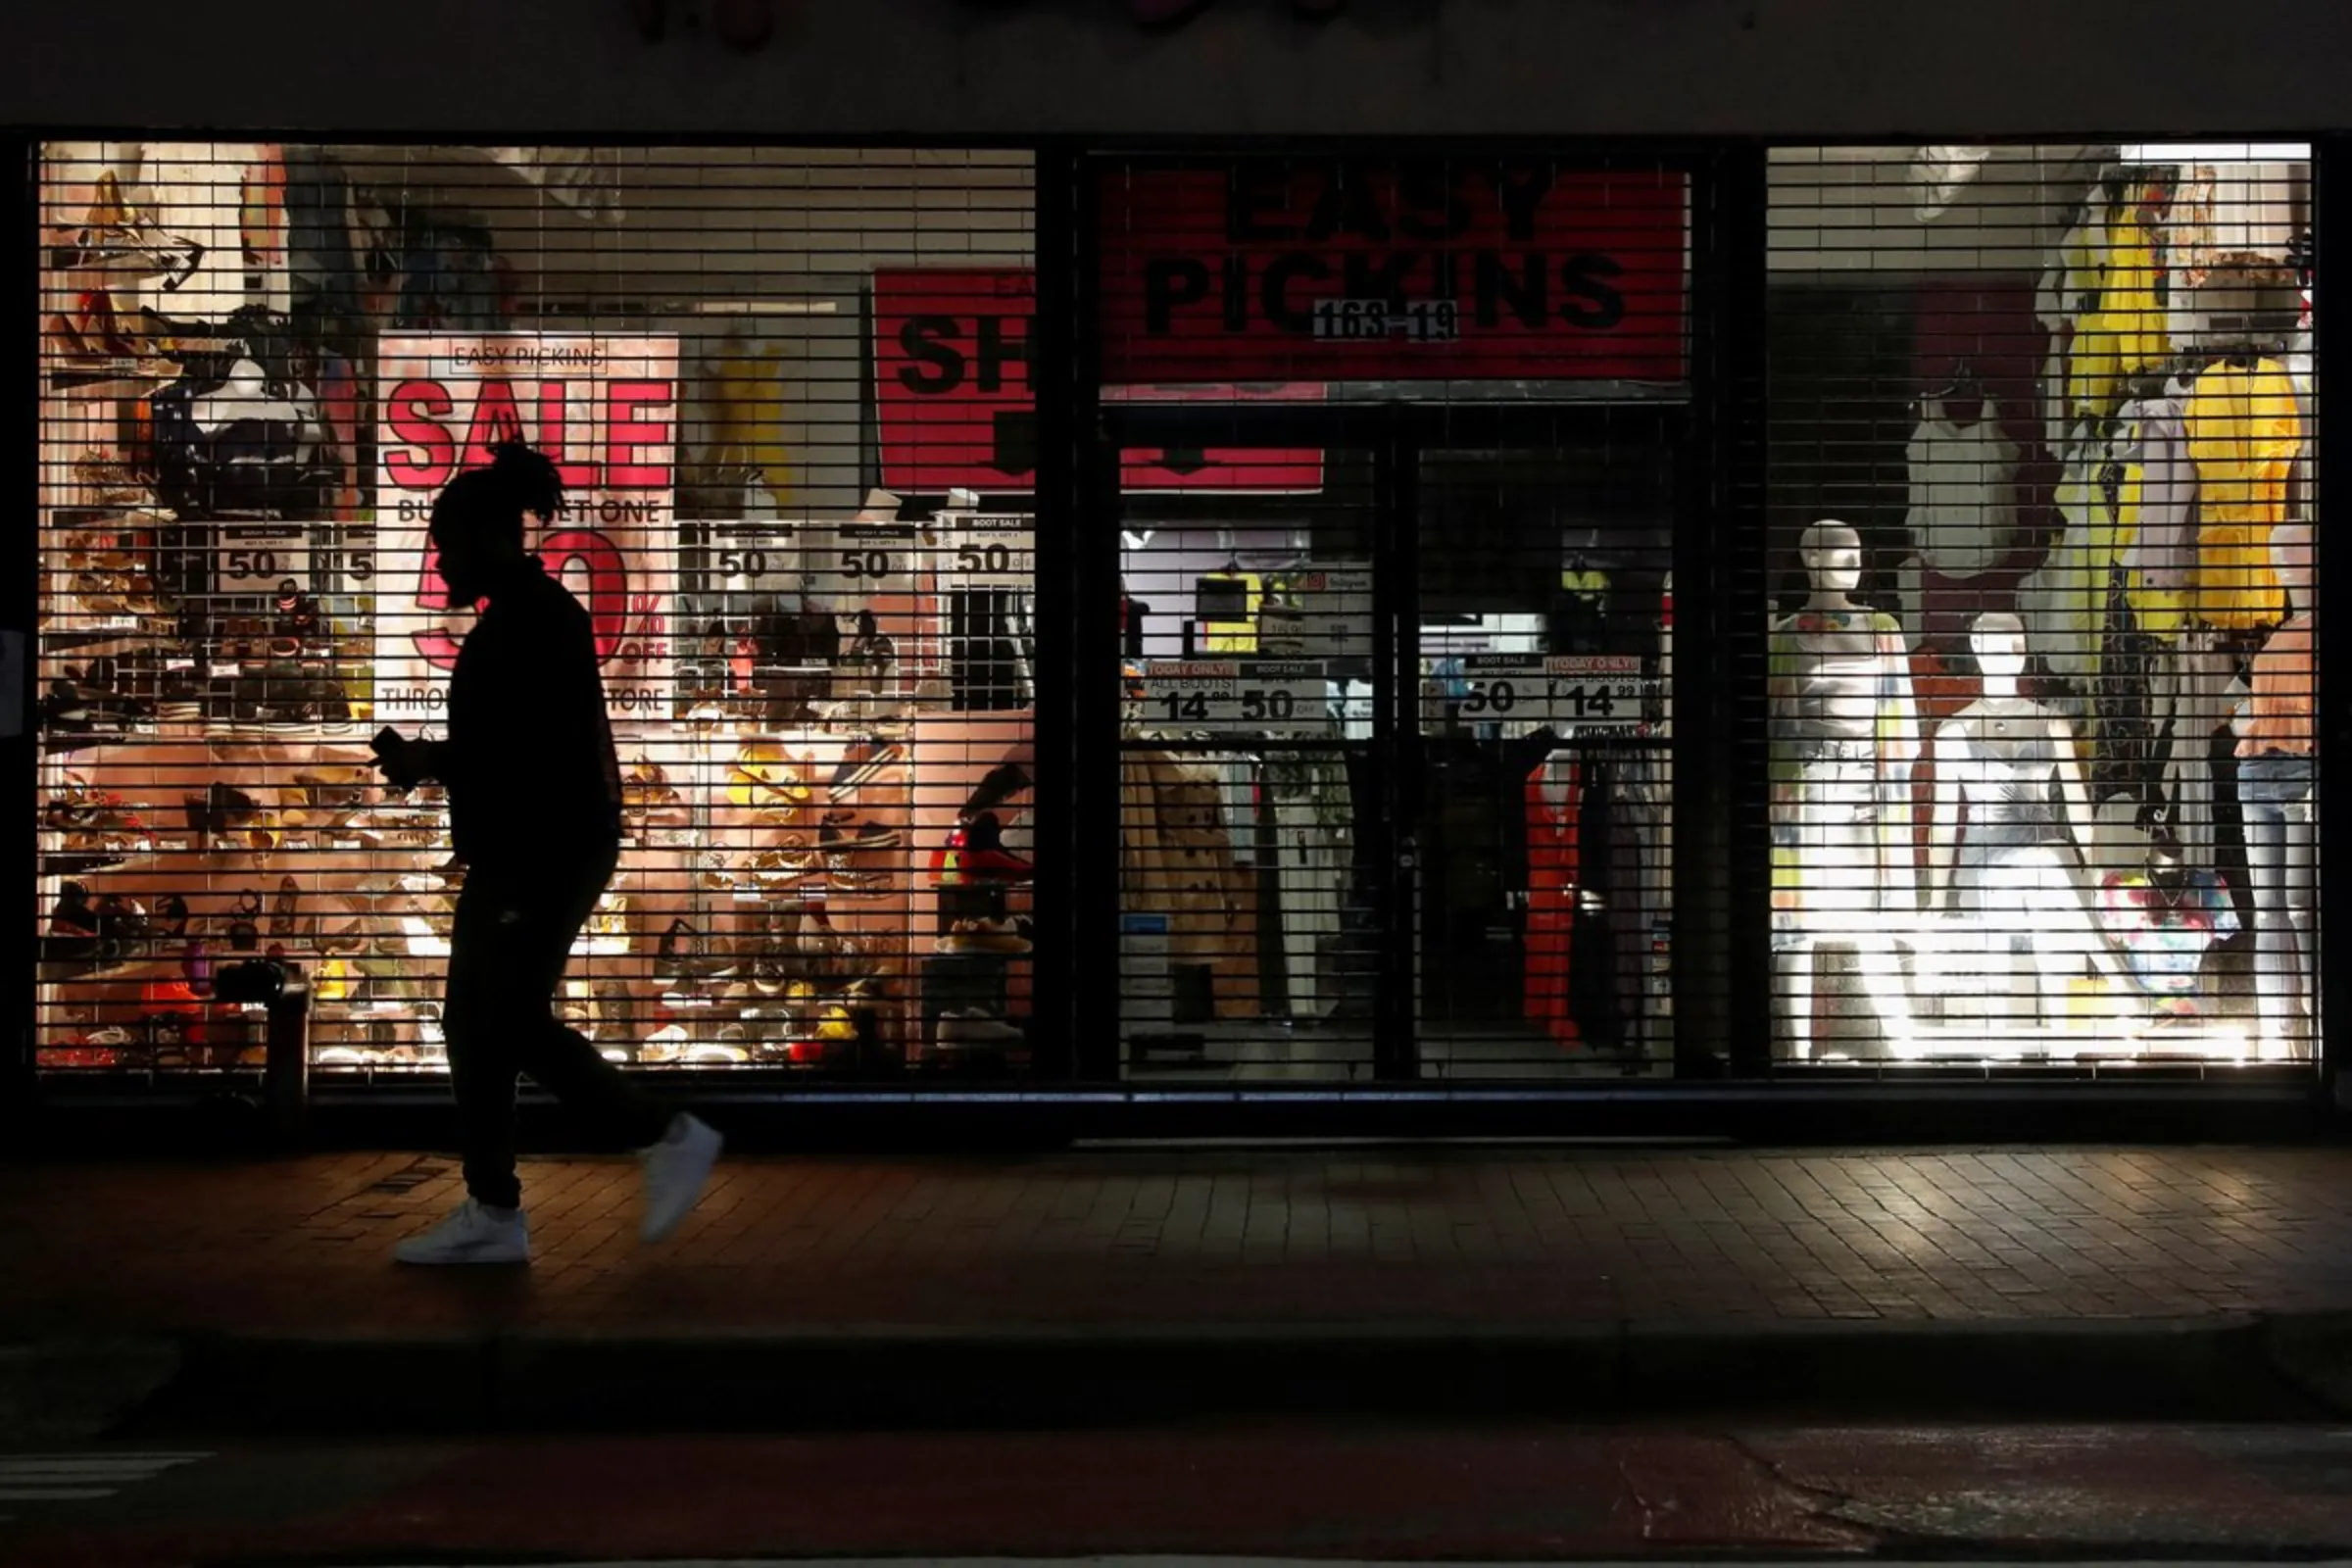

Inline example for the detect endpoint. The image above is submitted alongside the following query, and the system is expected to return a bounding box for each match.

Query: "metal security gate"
[31,142,1046,1087]
[1106,404,1683,1084]
[1759,142,2320,1071]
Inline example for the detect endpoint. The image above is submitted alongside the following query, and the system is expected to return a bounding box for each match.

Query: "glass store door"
[1106,408,1680,1084]
[1112,425,1406,1083]
[1410,419,1679,1081]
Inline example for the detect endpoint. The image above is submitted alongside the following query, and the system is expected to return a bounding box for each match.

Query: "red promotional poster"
[873,268,1323,494]
[1096,161,1689,384]
[372,333,680,725]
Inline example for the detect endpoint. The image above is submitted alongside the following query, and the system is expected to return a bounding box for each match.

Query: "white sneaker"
[393,1199,530,1265]
[640,1113,723,1243]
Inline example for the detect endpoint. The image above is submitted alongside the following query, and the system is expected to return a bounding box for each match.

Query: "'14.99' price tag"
[1140,660,1238,729]
[1544,655,1644,725]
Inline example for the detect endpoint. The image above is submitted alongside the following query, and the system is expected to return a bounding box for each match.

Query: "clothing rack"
[2124,337,2292,404]
[1918,359,1980,411]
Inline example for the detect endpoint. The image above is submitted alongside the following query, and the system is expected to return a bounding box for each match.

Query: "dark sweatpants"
[443,848,666,1209]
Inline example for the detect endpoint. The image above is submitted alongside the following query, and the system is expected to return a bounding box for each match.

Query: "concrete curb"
[0,1337,184,1444]
[117,1312,2340,1432]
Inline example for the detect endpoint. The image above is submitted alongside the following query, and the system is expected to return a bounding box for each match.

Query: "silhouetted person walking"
[377,443,720,1265]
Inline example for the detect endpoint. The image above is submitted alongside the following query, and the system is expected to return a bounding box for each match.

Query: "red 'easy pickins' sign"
[1097,161,1689,383]
[873,268,1323,494]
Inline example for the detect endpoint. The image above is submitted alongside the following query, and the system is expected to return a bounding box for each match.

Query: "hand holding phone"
[372,726,425,792]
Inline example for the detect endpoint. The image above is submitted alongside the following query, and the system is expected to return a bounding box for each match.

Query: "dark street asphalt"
[13,1422,2352,1566]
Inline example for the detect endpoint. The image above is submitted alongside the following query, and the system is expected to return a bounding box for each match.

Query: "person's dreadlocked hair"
[430,442,565,550]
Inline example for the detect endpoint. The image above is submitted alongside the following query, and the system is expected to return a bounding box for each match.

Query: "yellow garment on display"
[2109,459,2187,637]
[2186,359,2301,628]
[1560,565,1612,616]
[707,344,795,513]
[1200,570,1262,654]
[2059,200,2107,307]
[2068,188,2172,416]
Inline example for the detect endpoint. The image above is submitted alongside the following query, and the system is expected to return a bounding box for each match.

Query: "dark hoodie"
[444,557,624,871]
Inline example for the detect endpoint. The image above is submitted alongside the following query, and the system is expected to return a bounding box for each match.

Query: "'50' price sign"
[217,525,311,593]
[1234,660,1330,734]
[710,522,800,593]
[936,512,1034,590]
[811,521,914,600]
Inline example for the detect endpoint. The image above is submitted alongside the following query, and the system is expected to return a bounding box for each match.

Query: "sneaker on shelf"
[728,741,808,809]
[936,917,1033,956]
[393,1199,531,1266]
[937,1008,1026,1048]
[815,1002,858,1043]
[827,737,906,800]
[748,840,818,889]
[823,858,894,895]
[638,1024,692,1065]
[962,847,1035,882]
[959,810,1035,881]
[961,759,1034,819]
[639,1113,724,1243]
[818,810,901,852]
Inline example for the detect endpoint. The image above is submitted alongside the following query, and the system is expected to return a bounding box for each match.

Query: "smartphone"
[371,726,411,794]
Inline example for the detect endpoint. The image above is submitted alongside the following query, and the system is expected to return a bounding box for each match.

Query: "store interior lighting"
[2120,142,2311,163]
[685,299,841,315]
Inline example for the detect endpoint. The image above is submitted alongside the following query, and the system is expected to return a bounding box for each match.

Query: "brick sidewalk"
[7,1144,2352,1338]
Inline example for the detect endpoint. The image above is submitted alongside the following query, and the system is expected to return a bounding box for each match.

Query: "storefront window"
[35,143,1039,1077]
[1766,144,2318,1065]
[1099,156,1689,1081]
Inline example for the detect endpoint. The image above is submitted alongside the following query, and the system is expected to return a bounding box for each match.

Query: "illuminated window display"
[33,143,1039,1078]
[24,136,2324,1099]
[1769,144,2319,1064]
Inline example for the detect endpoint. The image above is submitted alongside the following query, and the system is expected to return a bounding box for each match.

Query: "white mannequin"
[1770,520,1921,1058]
[1928,612,2132,1029]
[2230,522,2316,1056]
